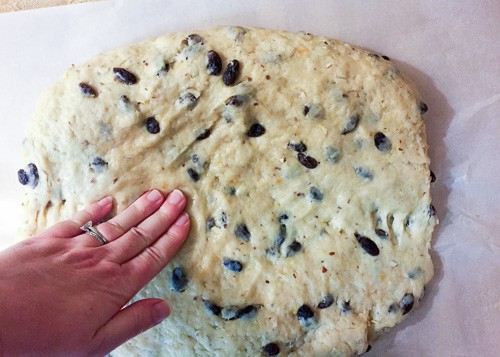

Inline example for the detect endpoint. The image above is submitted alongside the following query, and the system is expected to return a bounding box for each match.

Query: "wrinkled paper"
[0,1,498,356]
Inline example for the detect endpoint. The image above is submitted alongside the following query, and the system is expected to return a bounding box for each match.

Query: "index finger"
[123,212,190,290]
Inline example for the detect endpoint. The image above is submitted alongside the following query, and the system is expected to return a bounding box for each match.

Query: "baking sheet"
[0,0,498,356]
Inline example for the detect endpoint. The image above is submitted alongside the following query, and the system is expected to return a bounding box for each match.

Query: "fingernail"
[152,300,170,324]
[167,189,184,205]
[98,196,112,207]
[147,189,162,202]
[175,212,189,226]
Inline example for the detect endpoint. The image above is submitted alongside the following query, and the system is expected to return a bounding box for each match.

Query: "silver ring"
[80,221,108,245]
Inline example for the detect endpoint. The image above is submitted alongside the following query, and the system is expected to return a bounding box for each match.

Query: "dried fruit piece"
[235,223,251,241]
[186,34,203,46]
[375,228,388,239]
[207,50,222,75]
[341,301,352,314]
[263,343,280,356]
[91,157,108,173]
[113,67,137,85]
[324,146,341,164]
[156,61,170,76]
[354,166,373,180]
[223,59,240,86]
[340,114,360,134]
[225,95,246,106]
[17,163,39,188]
[288,141,307,153]
[79,83,97,97]
[286,241,302,257]
[223,258,243,272]
[146,117,160,134]
[400,293,414,315]
[206,217,216,230]
[430,170,436,183]
[309,187,323,201]
[297,153,318,169]
[374,132,392,152]
[187,168,200,182]
[317,294,334,309]
[237,305,258,319]
[177,92,198,110]
[171,267,188,292]
[196,128,211,140]
[419,101,428,114]
[428,204,437,217]
[297,304,316,328]
[355,233,380,256]
[247,123,266,137]
[204,300,221,316]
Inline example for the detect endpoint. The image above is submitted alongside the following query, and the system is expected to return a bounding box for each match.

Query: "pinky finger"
[38,196,114,239]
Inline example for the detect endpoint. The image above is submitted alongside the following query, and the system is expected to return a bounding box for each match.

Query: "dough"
[18,27,437,356]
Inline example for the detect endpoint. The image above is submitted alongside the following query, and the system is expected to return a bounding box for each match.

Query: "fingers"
[92,299,170,356]
[107,190,187,263]
[39,196,113,238]
[124,212,190,290]
[94,190,166,243]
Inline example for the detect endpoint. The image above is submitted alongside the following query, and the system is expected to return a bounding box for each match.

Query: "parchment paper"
[0,1,498,356]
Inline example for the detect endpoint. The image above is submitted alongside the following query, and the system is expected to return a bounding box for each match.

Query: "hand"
[0,189,190,356]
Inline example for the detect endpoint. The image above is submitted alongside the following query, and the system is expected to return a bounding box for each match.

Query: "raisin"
[388,303,399,313]
[303,106,310,115]
[224,186,237,196]
[263,343,280,356]
[17,169,29,185]
[297,304,316,327]
[297,153,318,169]
[207,50,222,75]
[368,53,380,59]
[288,141,307,153]
[235,223,251,241]
[91,157,108,173]
[341,301,351,313]
[382,55,390,61]
[186,34,203,46]
[156,62,170,76]
[204,300,221,316]
[247,123,266,137]
[400,293,414,315]
[419,101,428,114]
[206,217,216,230]
[170,267,188,292]
[278,214,289,223]
[223,59,240,86]
[375,228,388,239]
[113,67,137,85]
[366,345,372,353]
[317,294,334,309]
[177,92,198,110]
[220,211,228,228]
[354,166,373,181]
[340,114,360,134]
[187,168,200,182]
[191,154,200,164]
[309,187,323,201]
[430,170,436,183]
[355,233,380,256]
[274,224,287,249]
[26,163,39,187]
[79,83,97,97]
[428,204,436,217]
[196,128,211,140]
[146,117,160,134]
[237,305,258,319]
[374,132,392,152]
[286,241,302,257]
[225,95,245,106]
[324,146,341,164]
[223,258,243,272]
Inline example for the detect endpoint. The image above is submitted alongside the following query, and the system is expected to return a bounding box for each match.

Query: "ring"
[80,221,108,245]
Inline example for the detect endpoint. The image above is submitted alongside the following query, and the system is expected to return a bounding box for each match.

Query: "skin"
[0,188,190,357]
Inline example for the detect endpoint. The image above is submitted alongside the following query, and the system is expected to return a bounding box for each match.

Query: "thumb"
[93,298,170,355]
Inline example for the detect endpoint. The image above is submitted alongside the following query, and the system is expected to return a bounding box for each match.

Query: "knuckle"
[105,220,126,236]
[129,226,152,244]
[144,245,166,268]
